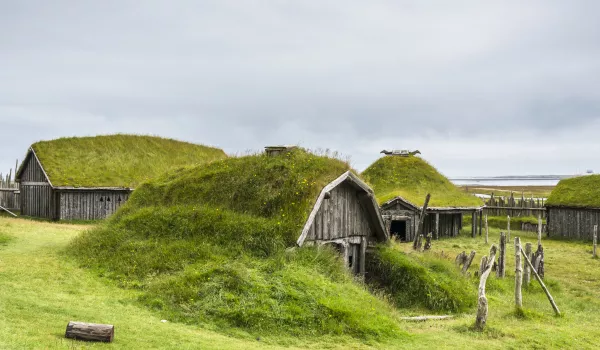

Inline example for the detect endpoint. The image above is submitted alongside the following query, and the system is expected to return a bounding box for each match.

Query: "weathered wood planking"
[58,191,130,220]
[547,207,600,240]
[483,193,546,219]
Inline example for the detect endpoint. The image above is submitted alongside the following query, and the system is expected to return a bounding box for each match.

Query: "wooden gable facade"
[380,196,482,241]
[16,149,131,221]
[296,171,388,275]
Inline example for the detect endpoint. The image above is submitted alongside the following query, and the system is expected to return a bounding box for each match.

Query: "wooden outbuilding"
[546,175,600,240]
[362,151,484,240]
[296,170,389,275]
[15,135,226,220]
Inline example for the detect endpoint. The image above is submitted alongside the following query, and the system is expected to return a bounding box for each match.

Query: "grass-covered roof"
[546,175,600,208]
[362,155,483,208]
[69,149,404,338]
[28,134,226,188]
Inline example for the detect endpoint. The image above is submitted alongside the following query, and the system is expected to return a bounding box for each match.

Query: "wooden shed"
[362,152,484,240]
[546,175,600,240]
[15,135,227,221]
[296,171,389,275]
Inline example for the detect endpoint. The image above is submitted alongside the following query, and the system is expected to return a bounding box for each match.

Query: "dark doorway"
[390,220,407,241]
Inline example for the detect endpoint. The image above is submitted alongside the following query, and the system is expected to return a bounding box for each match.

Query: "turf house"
[362,152,484,240]
[545,174,600,239]
[15,135,227,220]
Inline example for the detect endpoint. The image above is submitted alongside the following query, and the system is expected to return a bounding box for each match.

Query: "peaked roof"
[362,155,483,208]
[546,175,600,209]
[16,135,227,188]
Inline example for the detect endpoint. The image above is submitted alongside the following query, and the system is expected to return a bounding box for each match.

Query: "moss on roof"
[29,134,227,188]
[68,150,404,337]
[361,155,483,208]
[546,175,600,208]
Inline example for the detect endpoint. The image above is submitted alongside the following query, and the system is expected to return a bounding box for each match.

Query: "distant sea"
[449,175,575,187]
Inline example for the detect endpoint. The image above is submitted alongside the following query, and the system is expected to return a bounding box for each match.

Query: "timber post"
[462,250,476,275]
[537,214,543,247]
[594,225,598,259]
[507,216,511,243]
[515,237,523,309]
[484,215,489,244]
[520,248,561,316]
[413,194,431,250]
[497,232,506,278]
[434,213,440,240]
[524,242,533,285]
[475,245,498,330]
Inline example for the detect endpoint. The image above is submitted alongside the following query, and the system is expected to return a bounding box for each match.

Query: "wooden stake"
[507,216,511,242]
[475,245,498,330]
[534,244,545,279]
[520,248,561,316]
[484,215,489,244]
[479,256,488,276]
[515,237,523,308]
[497,232,506,278]
[524,242,532,285]
[413,194,431,250]
[462,250,476,274]
[594,225,598,259]
[537,214,542,247]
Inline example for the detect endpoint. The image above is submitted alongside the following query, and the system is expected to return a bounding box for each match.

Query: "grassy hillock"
[546,175,600,208]
[362,155,483,207]
[31,134,227,188]
[366,244,476,312]
[69,149,404,339]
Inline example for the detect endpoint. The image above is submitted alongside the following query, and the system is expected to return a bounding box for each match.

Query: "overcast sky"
[1,1,599,178]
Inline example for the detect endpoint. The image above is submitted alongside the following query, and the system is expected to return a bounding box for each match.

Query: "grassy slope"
[68,150,404,339]
[362,156,482,207]
[546,175,600,208]
[32,134,227,188]
[4,218,600,348]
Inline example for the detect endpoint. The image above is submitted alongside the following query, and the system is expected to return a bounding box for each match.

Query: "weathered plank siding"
[304,182,374,242]
[547,207,600,240]
[0,189,20,210]
[58,190,130,220]
[19,154,54,218]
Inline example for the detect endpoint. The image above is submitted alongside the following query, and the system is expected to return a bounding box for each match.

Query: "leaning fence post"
[515,237,523,309]
[593,225,597,258]
[520,247,561,316]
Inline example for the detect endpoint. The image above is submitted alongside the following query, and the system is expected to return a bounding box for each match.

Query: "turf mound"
[362,155,483,207]
[28,134,226,188]
[366,244,476,312]
[546,175,600,208]
[69,149,403,339]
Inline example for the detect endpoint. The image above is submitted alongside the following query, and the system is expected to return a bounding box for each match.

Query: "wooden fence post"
[524,242,532,285]
[533,244,545,279]
[485,215,489,244]
[520,248,561,316]
[507,216,511,242]
[472,211,477,238]
[497,232,506,278]
[413,194,431,250]
[462,250,476,275]
[594,225,598,259]
[434,213,440,240]
[515,237,523,308]
[475,245,498,330]
[537,214,542,247]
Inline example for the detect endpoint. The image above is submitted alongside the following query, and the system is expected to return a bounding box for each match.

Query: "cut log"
[520,248,560,316]
[475,245,498,330]
[413,194,431,250]
[514,237,523,308]
[462,250,476,274]
[65,321,114,343]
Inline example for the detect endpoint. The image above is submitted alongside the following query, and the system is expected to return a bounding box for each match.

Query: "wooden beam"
[413,194,431,250]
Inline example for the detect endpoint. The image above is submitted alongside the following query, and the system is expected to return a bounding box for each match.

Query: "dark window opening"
[117,196,122,202]
[99,197,104,202]
[390,220,407,241]
[348,254,353,268]
[106,197,111,202]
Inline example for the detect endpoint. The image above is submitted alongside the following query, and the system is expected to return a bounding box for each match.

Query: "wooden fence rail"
[0,162,21,211]
[483,193,546,219]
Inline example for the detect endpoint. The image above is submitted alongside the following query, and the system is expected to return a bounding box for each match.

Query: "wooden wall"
[19,155,54,218]
[0,189,19,210]
[59,190,130,220]
[547,207,600,240]
[381,200,464,239]
[304,182,374,242]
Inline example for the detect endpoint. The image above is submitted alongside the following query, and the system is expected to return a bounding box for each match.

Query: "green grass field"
[2,217,600,349]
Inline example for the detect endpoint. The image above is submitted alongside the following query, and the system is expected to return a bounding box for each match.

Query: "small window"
[348,254,353,268]
[106,197,111,202]
[99,197,104,202]
[117,196,122,202]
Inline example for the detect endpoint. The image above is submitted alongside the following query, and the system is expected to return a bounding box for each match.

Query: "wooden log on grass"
[65,321,114,342]
[524,242,533,285]
[497,232,506,278]
[475,245,498,330]
[462,250,476,275]
[413,194,431,250]
[514,237,523,308]
[520,248,561,316]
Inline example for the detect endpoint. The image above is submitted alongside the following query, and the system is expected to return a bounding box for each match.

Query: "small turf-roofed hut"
[546,175,600,240]
[362,153,484,241]
[16,135,226,220]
